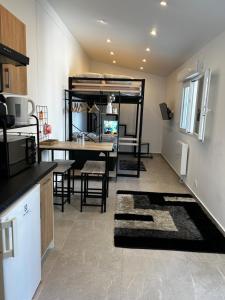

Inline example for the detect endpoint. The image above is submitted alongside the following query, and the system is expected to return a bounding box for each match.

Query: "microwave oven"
[0,135,36,177]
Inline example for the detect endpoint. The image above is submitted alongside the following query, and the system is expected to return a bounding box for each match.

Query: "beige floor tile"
[35,155,225,300]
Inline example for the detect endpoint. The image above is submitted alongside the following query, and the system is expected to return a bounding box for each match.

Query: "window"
[180,69,211,142]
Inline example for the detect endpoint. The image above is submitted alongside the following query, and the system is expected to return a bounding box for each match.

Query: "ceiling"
[48,0,225,76]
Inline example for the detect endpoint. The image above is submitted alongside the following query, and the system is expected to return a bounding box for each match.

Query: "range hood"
[0,43,29,66]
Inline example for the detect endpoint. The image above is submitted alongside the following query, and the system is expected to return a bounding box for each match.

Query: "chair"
[54,159,76,193]
[80,161,107,213]
[53,160,75,212]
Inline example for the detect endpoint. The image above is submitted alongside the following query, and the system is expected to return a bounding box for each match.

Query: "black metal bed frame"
[64,77,145,178]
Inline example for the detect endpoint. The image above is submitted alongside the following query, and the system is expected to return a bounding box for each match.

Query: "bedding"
[70,73,142,96]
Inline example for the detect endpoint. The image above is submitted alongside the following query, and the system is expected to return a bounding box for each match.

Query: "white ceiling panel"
[48,0,225,75]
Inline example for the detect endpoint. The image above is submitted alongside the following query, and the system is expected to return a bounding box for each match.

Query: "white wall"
[91,61,166,153]
[162,29,225,230]
[0,0,90,141]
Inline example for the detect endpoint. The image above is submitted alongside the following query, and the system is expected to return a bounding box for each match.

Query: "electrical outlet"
[194,179,198,189]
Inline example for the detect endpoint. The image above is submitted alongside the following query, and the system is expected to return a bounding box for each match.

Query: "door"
[2,64,27,95]
[0,4,27,95]
[0,4,26,55]
[0,185,41,300]
[40,173,54,256]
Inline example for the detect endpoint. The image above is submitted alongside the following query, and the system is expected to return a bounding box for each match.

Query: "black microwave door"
[8,139,27,164]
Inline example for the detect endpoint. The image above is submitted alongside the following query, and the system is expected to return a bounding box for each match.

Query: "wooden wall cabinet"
[0,4,27,95]
[0,4,26,54]
[40,173,54,257]
[2,64,27,95]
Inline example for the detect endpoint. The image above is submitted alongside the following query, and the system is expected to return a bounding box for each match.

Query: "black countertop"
[0,162,57,213]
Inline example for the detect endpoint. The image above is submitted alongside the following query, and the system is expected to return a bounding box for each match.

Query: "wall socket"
[194,179,198,189]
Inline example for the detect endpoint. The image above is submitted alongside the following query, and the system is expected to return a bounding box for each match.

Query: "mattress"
[73,73,103,83]
[70,73,142,96]
[104,74,134,85]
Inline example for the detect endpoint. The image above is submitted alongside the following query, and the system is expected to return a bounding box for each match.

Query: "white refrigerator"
[0,184,41,300]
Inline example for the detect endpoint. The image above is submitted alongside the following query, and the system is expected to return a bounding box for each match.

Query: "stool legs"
[54,171,72,212]
[103,174,107,212]
[72,168,75,194]
[67,169,71,204]
[80,174,83,212]
[80,173,107,213]
[61,175,64,212]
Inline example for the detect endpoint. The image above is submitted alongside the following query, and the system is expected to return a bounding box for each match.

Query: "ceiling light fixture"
[107,38,111,43]
[160,1,167,6]
[140,67,144,70]
[110,51,114,55]
[142,59,147,63]
[146,47,150,52]
[97,19,107,25]
[150,28,157,36]
[113,60,116,64]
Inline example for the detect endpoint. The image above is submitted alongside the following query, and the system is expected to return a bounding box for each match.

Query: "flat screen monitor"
[159,102,173,120]
[103,120,118,135]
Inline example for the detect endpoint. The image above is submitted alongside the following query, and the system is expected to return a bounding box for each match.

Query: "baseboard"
[161,153,225,236]
[185,185,225,236]
[160,153,181,178]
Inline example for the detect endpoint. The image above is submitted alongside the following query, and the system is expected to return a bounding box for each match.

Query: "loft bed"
[71,74,142,96]
[64,74,145,178]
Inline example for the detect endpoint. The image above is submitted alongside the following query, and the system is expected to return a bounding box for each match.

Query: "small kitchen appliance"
[0,135,36,177]
[5,97,35,126]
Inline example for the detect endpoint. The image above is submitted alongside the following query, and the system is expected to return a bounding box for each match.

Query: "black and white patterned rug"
[114,191,225,253]
[119,160,146,171]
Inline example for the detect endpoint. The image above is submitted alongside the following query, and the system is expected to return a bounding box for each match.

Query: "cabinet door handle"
[0,219,15,259]
[4,67,10,89]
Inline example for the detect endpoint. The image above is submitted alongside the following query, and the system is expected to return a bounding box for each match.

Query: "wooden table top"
[39,141,114,152]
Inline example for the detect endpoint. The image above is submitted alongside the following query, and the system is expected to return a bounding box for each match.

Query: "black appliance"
[159,102,174,120]
[0,135,36,177]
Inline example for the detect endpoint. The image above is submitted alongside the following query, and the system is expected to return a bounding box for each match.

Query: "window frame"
[179,69,211,142]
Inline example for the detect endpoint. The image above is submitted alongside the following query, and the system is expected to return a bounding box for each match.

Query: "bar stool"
[80,161,107,213]
[54,159,76,194]
[53,160,75,212]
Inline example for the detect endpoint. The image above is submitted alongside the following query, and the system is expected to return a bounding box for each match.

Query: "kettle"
[5,97,35,126]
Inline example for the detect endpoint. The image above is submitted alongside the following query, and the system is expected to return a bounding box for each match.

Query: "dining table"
[38,140,114,194]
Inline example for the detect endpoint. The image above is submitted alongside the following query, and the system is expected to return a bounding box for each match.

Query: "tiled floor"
[34,155,225,300]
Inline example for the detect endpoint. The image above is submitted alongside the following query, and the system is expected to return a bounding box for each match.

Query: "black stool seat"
[80,161,107,213]
[54,159,76,194]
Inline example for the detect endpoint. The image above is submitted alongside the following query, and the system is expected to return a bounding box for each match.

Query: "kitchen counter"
[0,162,57,213]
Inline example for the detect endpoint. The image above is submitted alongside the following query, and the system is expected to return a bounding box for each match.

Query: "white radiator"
[175,141,189,176]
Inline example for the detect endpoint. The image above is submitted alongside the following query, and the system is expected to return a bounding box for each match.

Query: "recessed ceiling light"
[160,1,167,6]
[150,28,157,36]
[113,60,116,64]
[146,47,150,52]
[142,59,147,63]
[140,67,144,70]
[107,39,111,43]
[110,51,114,55]
[97,19,107,25]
